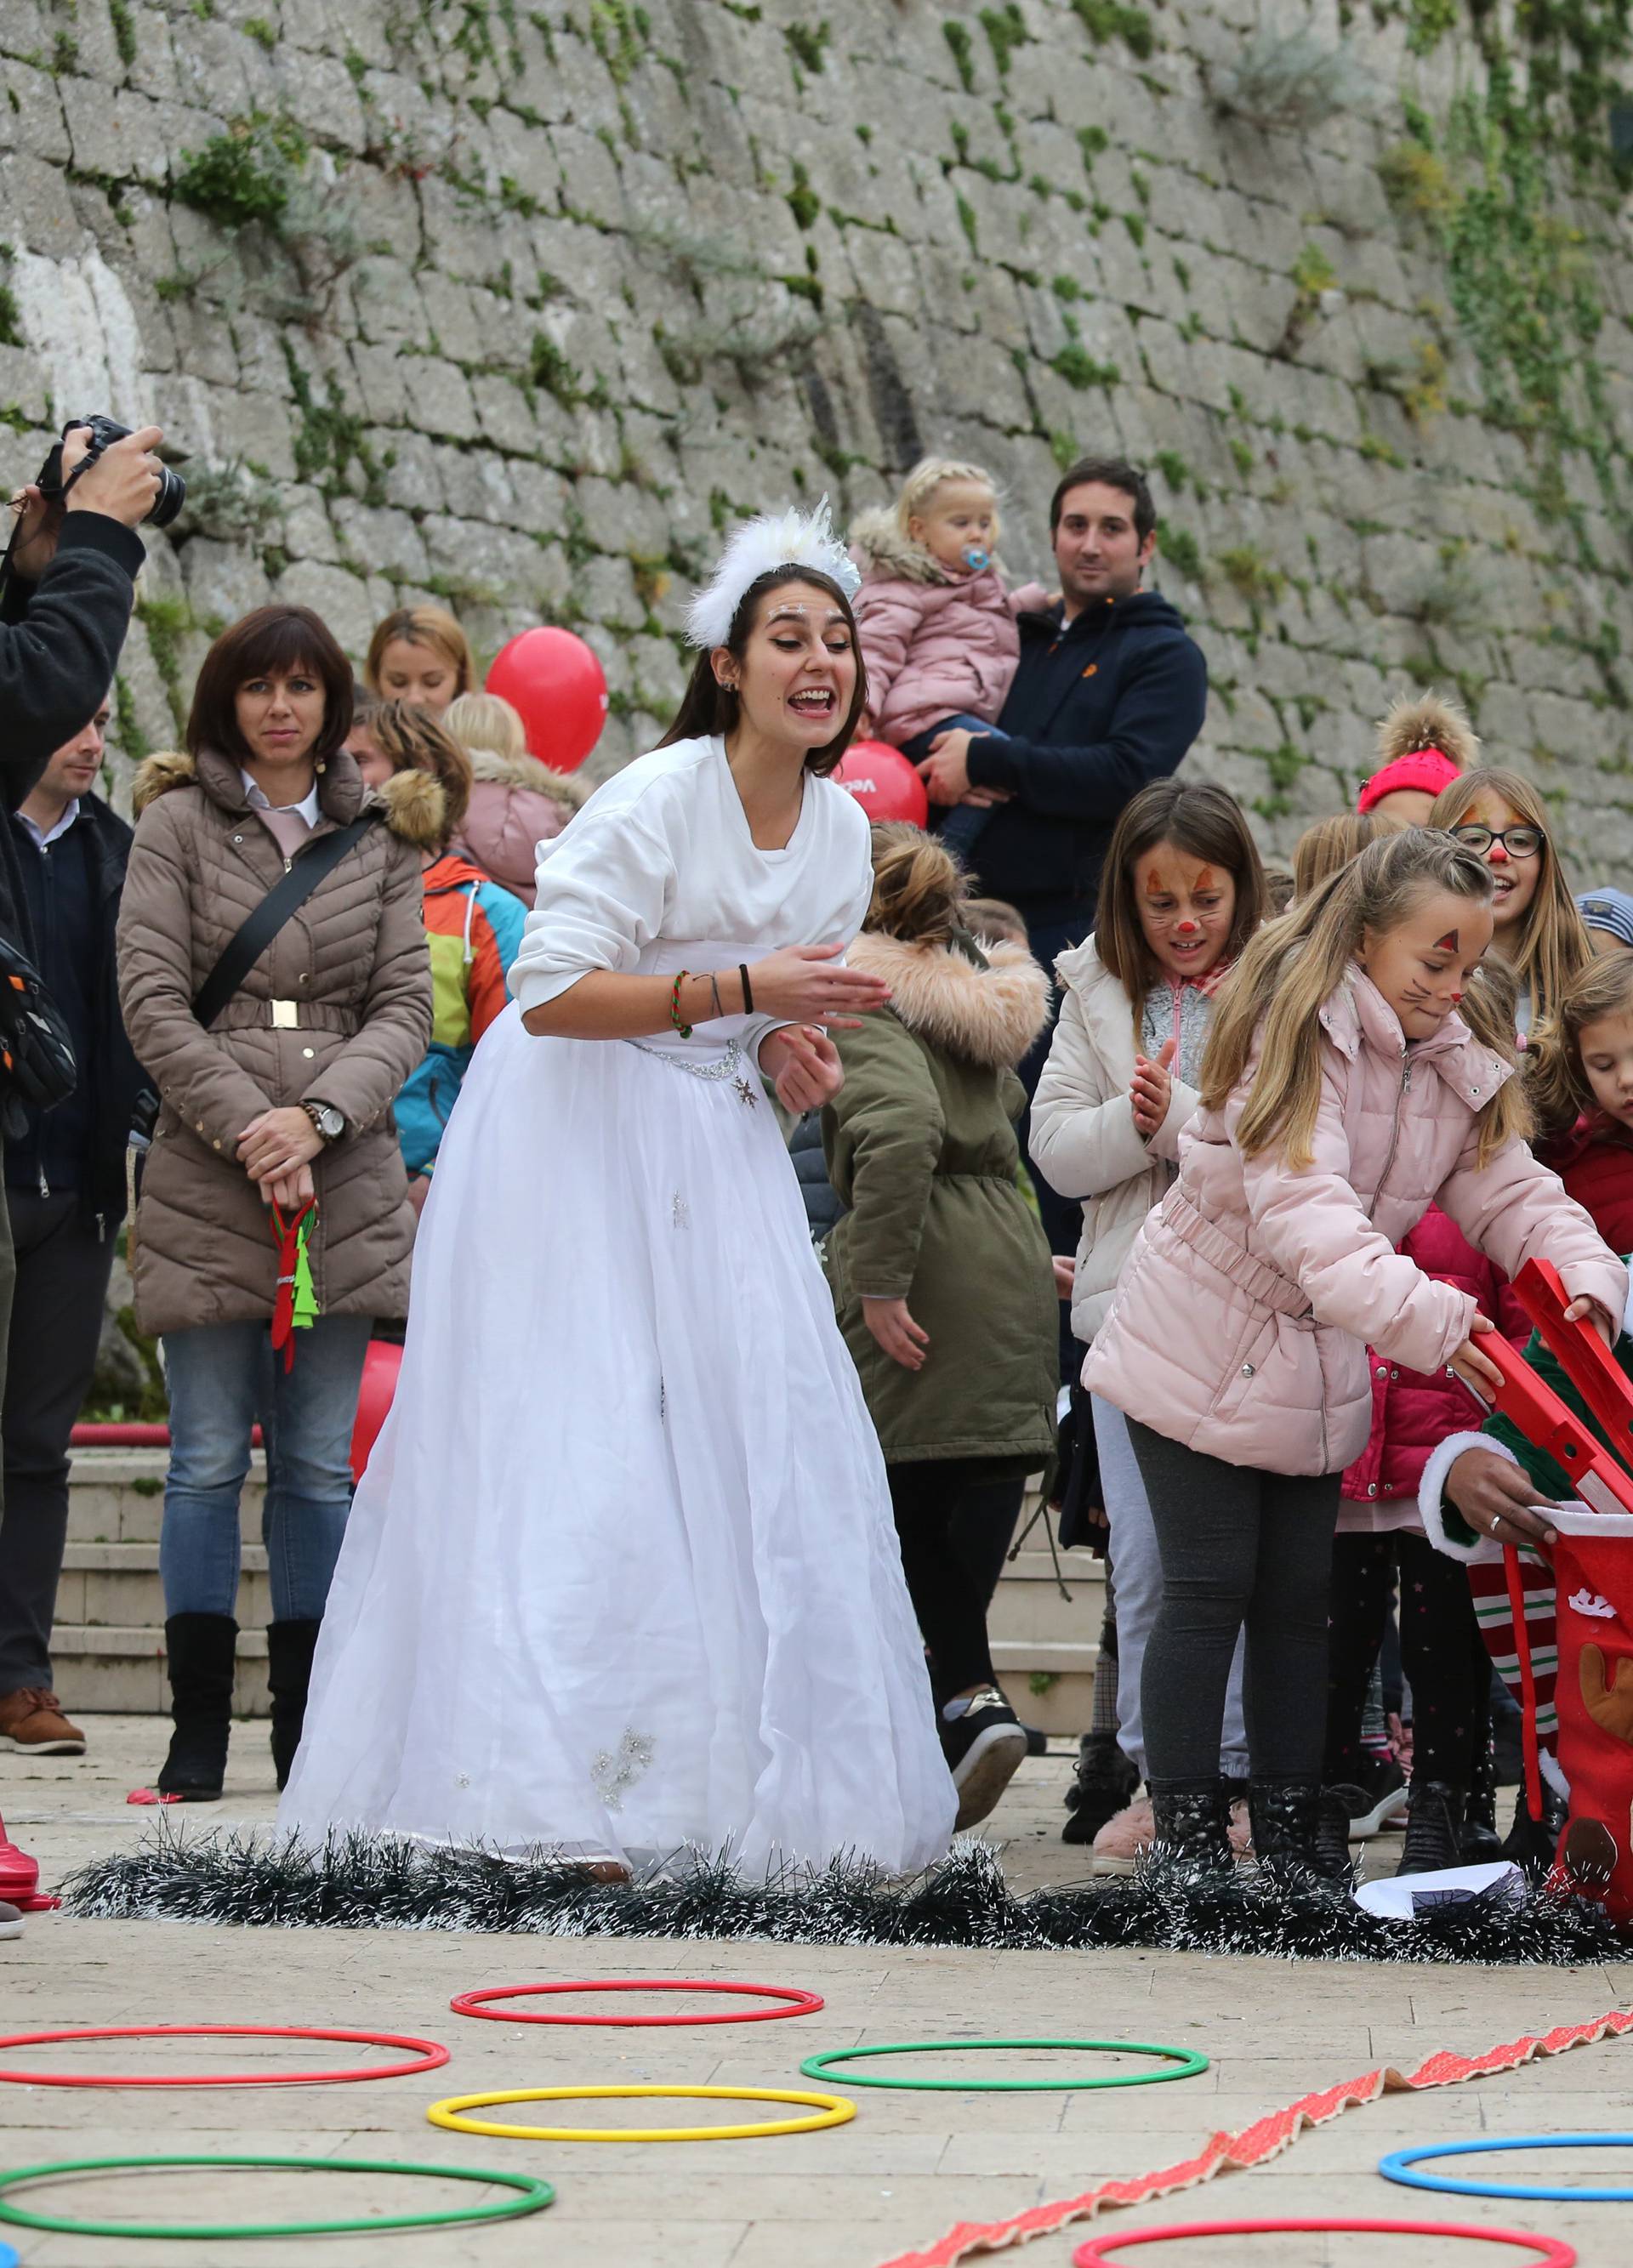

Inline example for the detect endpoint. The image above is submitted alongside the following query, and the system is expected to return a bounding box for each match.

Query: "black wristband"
[739,963,754,1015]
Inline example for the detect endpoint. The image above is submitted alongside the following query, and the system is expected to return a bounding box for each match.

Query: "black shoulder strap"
[192,814,377,1030]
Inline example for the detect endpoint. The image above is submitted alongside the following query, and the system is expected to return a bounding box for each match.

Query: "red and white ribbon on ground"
[875,2003,1633,2268]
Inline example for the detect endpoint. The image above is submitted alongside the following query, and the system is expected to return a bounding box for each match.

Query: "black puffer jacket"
[0,513,146,953]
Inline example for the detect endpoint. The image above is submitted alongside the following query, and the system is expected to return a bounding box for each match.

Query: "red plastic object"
[1073,2218,1574,2265]
[449,1980,825,2026]
[0,2025,450,2089]
[0,1813,58,1913]
[1516,1256,1633,1474]
[1470,1329,1633,1520]
[486,626,607,772]
[834,740,930,827]
[349,1337,402,1485]
[70,1424,265,1448]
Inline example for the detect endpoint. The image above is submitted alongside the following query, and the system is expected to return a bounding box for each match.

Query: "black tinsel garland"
[59,1833,1630,1965]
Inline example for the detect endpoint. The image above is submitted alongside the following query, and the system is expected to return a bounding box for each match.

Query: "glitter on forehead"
[764,603,846,625]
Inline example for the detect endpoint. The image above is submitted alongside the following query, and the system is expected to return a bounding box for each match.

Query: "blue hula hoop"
[1380,2134,1633,2203]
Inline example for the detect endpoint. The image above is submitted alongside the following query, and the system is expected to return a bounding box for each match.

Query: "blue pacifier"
[962,543,991,572]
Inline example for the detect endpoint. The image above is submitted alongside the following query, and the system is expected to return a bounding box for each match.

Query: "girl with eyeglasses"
[1426,767,1592,1035]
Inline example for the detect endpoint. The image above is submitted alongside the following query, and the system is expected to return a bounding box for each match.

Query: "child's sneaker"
[1331,1754,1408,1838]
[0,1902,21,1941]
[1091,1788,1254,1873]
[941,1690,1027,1830]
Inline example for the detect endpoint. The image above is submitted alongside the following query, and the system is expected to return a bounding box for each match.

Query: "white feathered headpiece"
[685,496,862,651]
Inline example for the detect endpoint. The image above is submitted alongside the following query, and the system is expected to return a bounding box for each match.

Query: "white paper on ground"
[1354,1859,1525,1920]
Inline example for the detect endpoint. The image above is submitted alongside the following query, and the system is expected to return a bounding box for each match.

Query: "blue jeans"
[159,1316,373,1622]
[901,715,1008,859]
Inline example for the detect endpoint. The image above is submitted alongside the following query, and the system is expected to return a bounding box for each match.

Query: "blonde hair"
[894,456,1000,550]
[865,822,964,945]
[365,700,473,841]
[1427,766,1590,1024]
[1293,812,1378,901]
[364,605,475,698]
[1201,828,1529,1169]
[1528,952,1633,1138]
[443,690,527,762]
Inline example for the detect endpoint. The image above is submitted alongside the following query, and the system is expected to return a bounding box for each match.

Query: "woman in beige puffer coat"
[117,604,433,1808]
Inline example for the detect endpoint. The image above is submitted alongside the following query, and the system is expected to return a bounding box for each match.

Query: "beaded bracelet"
[669,970,693,1039]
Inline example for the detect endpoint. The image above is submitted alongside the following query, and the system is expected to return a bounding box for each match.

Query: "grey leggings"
[1126,1418,1340,1787]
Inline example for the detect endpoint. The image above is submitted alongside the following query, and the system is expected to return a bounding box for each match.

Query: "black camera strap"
[192,814,377,1030]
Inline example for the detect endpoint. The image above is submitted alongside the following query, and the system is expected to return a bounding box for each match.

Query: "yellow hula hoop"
[425,2083,856,2144]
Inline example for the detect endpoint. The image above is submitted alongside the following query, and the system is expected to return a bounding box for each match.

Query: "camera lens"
[148,465,185,530]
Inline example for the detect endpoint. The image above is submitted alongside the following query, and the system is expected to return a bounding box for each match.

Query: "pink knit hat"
[1357,691,1478,816]
[1356,746,1462,814]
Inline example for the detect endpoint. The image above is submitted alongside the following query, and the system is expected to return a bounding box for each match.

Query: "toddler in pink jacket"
[1082,827,1624,1883]
[850,458,1046,860]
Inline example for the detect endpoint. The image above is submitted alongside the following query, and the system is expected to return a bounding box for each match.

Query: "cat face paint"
[1357,887,1493,1040]
[1132,841,1237,983]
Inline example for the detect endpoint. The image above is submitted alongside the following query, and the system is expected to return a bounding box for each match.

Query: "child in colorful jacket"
[350,700,526,1189]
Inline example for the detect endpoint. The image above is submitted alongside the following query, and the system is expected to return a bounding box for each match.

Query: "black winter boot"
[266,1619,322,1793]
[1249,1779,1353,1886]
[156,1614,238,1799]
[1460,1738,1501,1862]
[1396,1778,1466,1877]
[1147,1779,1236,1872]
[1061,1732,1141,1844]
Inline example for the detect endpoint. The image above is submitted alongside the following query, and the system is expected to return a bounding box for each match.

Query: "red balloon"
[834,739,930,827]
[349,1338,402,1486]
[486,626,608,773]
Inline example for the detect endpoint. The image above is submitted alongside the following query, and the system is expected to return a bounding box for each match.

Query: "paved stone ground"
[3,1719,1632,2266]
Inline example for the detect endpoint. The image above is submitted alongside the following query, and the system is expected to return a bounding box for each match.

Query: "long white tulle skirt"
[279,1004,956,1878]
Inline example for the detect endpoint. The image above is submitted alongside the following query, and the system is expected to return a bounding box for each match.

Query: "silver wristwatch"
[304,1100,345,1145]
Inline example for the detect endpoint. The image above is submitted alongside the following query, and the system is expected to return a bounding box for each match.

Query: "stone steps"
[55,1455,1104,1736]
[56,1451,270,1717]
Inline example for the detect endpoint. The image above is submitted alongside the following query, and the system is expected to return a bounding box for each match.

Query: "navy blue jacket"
[964,588,1207,916]
[7,792,145,1223]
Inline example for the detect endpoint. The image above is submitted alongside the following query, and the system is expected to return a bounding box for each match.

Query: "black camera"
[39,415,185,528]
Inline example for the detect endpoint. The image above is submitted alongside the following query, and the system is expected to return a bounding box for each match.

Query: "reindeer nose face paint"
[1132,843,1238,986]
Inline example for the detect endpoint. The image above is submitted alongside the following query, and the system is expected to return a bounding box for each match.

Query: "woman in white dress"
[280,505,957,1878]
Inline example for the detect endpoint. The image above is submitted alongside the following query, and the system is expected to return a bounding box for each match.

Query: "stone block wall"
[3,0,1633,864]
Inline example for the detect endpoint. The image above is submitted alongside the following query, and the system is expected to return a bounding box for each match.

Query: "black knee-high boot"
[265,1620,322,1793]
[156,1614,238,1799]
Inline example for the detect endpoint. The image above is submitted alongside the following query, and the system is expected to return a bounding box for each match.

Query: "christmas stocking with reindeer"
[1546,1509,1633,1922]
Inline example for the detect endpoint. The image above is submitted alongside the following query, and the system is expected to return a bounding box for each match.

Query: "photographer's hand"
[65,423,164,528]
[8,429,90,582]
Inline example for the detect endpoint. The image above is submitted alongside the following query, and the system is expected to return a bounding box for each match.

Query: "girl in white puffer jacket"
[1030,780,1266,1859]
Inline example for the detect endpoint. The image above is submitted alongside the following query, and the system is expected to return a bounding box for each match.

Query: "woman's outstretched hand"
[747,944,890,1031]
[1444,1445,1559,1554]
[863,1294,929,1371]
[763,1024,843,1113]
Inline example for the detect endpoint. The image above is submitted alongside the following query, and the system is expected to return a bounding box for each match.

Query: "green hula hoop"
[0,2153,554,2240]
[799,2038,1209,2092]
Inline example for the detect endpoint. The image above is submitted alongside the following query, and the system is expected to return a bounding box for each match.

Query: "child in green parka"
[823,823,1059,1830]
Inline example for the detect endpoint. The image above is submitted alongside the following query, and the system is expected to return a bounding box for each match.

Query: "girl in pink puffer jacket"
[1083,827,1624,1879]
[850,459,1047,861]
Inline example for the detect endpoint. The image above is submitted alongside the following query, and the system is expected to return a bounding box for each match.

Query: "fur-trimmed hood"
[851,506,959,586]
[131,746,445,848]
[1375,690,1481,772]
[848,931,1049,1067]
[465,745,591,810]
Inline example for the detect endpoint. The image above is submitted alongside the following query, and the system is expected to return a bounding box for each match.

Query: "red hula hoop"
[448,1980,826,2027]
[0,2025,451,2089]
[1074,2218,1574,2265]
